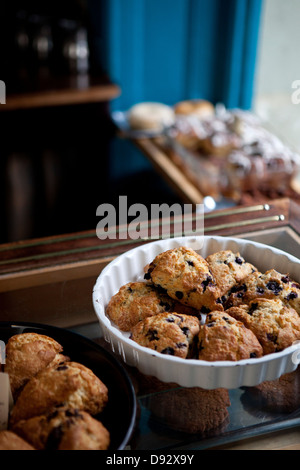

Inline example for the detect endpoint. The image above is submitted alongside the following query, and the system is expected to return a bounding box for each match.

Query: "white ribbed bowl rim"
[92,235,300,389]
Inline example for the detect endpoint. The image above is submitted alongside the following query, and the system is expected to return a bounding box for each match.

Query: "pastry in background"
[173,104,240,156]
[128,102,175,131]
[174,99,215,119]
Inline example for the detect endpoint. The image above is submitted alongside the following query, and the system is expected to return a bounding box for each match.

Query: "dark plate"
[0,321,137,450]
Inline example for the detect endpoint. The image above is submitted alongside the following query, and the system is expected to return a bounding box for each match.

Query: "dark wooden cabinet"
[0,76,120,243]
[1,1,121,243]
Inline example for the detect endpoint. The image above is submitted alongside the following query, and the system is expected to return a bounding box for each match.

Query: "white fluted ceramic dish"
[93,236,300,389]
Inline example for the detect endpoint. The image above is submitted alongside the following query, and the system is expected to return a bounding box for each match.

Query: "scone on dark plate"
[5,332,68,398]
[130,312,200,358]
[197,312,263,361]
[12,408,110,450]
[206,250,257,298]
[227,298,300,355]
[106,281,198,331]
[225,269,300,314]
[145,246,223,312]
[0,430,35,450]
[9,361,108,426]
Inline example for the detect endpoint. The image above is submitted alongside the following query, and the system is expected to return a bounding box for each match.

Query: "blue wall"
[92,0,263,110]
[89,0,263,181]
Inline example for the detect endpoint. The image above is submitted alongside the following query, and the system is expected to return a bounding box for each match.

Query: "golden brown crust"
[206,250,257,297]
[9,361,108,425]
[106,281,197,331]
[146,246,223,312]
[130,312,200,358]
[174,99,215,119]
[12,408,110,450]
[0,430,35,450]
[225,269,300,314]
[4,333,69,399]
[197,312,263,361]
[227,298,300,355]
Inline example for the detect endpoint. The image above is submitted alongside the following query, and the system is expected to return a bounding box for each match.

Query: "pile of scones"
[107,246,300,361]
[0,333,110,450]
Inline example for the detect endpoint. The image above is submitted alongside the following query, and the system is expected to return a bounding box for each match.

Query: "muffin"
[5,332,68,398]
[206,250,257,298]
[106,281,197,331]
[0,430,35,450]
[130,312,200,358]
[12,408,110,450]
[145,246,223,312]
[225,269,300,315]
[9,361,108,425]
[227,298,300,355]
[197,312,263,361]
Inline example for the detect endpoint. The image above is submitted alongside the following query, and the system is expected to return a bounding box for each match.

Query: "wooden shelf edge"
[1,83,121,111]
[0,198,296,279]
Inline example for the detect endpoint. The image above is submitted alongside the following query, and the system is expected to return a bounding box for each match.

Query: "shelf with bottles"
[4,1,120,111]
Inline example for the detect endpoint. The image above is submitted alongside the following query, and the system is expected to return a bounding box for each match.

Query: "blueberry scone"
[197,312,263,361]
[145,247,223,312]
[227,298,300,355]
[130,312,200,358]
[225,269,300,314]
[9,361,108,425]
[5,333,68,398]
[12,408,110,450]
[206,250,257,299]
[106,281,197,331]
